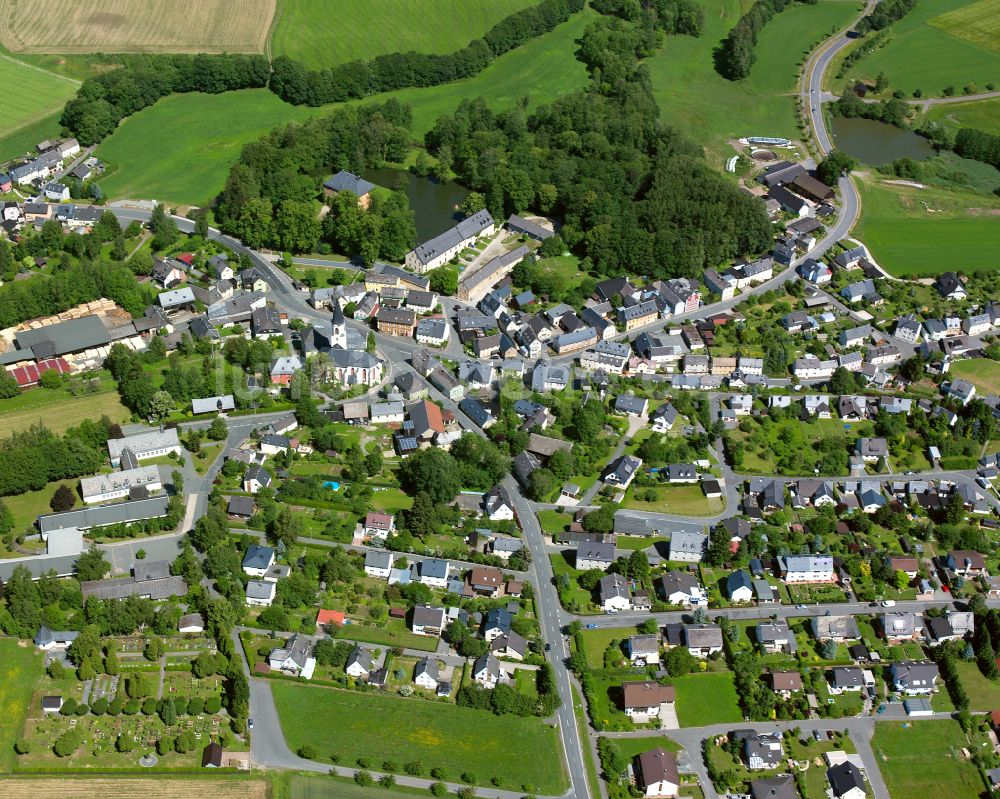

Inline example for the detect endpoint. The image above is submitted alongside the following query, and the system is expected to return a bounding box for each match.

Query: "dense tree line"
[590,0,704,36]
[0,420,112,498]
[215,101,414,256]
[61,54,270,145]
[715,0,805,81]
[857,0,917,33]
[0,259,153,329]
[424,16,770,280]
[954,128,1000,172]
[830,92,909,129]
[269,0,584,106]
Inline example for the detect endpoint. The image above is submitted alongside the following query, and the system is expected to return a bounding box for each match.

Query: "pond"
[830,116,935,165]
[362,166,469,241]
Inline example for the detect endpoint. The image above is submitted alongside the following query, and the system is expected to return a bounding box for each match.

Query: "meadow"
[871,720,983,799]
[0,55,78,146]
[93,9,593,207]
[0,639,43,771]
[925,96,1000,136]
[672,671,742,727]
[853,177,1000,276]
[271,0,538,71]
[270,682,568,793]
[0,383,130,436]
[950,359,1000,397]
[831,0,1000,97]
[0,0,275,54]
[648,0,861,166]
[0,778,267,799]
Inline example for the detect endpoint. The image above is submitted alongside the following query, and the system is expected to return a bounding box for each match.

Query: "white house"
[414,657,440,690]
[242,544,276,578]
[364,550,393,579]
[345,646,375,679]
[779,554,835,582]
[472,652,500,688]
[178,613,205,633]
[107,429,182,467]
[600,573,632,612]
[633,748,679,799]
[80,466,162,504]
[268,634,315,678]
[245,579,276,607]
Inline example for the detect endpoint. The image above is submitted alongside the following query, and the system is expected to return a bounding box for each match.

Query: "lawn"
[647,0,860,165]
[333,619,438,652]
[4,480,80,539]
[925,96,1000,137]
[270,682,568,793]
[623,483,723,516]
[672,671,742,727]
[275,773,427,799]
[0,639,43,772]
[953,660,1000,711]
[950,358,1000,397]
[271,0,538,70]
[579,626,638,670]
[550,551,596,613]
[0,54,78,145]
[854,178,1000,276]
[93,10,592,207]
[0,383,130,437]
[832,0,1000,97]
[871,719,983,799]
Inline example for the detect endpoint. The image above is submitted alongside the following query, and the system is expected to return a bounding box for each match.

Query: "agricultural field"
[648,0,860,166]
[93,9,593,207]
[271,0,538,71]
[853,177,1000,276]
[871,720,983,799]
[95,90,323,207]
[0,55,78,146]
[831,0,1000,97]
[925,96,1000,136]
[0,0,275,54]
[270,682,568,794]
[0,778,267,799]
[0,639,43,772]
[950,358,1000,397]
[273,773,428,799]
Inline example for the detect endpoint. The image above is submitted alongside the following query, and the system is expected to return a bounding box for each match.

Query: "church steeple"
[331,298,347,349]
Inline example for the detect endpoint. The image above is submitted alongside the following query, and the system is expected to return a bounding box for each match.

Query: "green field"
[0,639,43,771]
[950,358,1000,397]
[274,773,428,799]
[270,682,568,793]
[579,626,639,669]
[673,672,742,727]
[271,0,538,70]
[648,0,861,165]
[854,177,1000,276]
[94,10,592,206]
[834,0,1000,97]
[0,54,78,149]
[952,660,1000,711]
[928,0,1000,55]
[4,480,80,538]
[871,720,983,799]
[0,385,129,436]
[925,96,1000,136]
[95,89,323,206]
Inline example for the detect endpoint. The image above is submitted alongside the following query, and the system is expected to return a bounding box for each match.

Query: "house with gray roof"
[406,209,495,273]
[684,624,723,657]
[669,531,708,563]
[107,428,182,467]
[890,660,939,695]
[38,495,170,534]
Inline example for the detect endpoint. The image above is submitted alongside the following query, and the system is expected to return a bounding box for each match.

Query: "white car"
[881,600,896,607]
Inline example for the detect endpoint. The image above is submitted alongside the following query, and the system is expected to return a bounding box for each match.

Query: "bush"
[90,697,108,716]
[142,697,158,715]
[354,770,373,787]
[430,783,448,797]
[204,696,222,714]
[299,744,318,759]
[116,733,135,753]
[14,739,30,755]
[187,697,205,716]
[53,730,82,757]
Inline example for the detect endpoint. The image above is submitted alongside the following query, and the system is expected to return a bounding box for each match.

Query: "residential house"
[345,646,375,679]
[756,622,796,654]
[411,605,446,636]
[734,730,784,771]
[600,573,632,612]
[414,657,440,690]
[472,652,500,688]
[405,210,496,273]
[658,572,707,607]
[780,555,835,583]
[726,570,754,603]
[890,661,939,695]
[603,454,642,490]
[881,612,921,643]
[242,545,276,578]
[364,550,393,579]
[670,532,708,563]
[622,681,675,721]
[829,666,865,693]
[828,762,866,799]
[812,616,860,642]
[245,580,276,607]
[934,272,967,301]
[633,748,679,799]
[684,624,723,657]
[577,542,616,571]
[417,558,450,588]
[377,307,417,337]
[626,635,661,665]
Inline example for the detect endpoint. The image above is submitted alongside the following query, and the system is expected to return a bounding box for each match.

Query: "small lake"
[362,166,469,241]
[830,116,935,165]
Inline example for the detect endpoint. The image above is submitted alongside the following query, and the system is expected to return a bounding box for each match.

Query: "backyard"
[270,682,568,794]
[950,358,1000,397]
[0,639,42,771]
